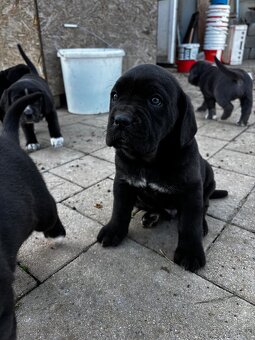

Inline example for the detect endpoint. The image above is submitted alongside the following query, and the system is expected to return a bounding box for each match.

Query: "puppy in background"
[0,93,66,340]
[188,57,253,126]
[0,44,64,151]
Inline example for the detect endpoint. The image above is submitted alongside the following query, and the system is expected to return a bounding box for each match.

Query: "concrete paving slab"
[43,172,83,203]
[56,108,69,117]
[81,113,109,129]
[58,112,89,126]
[58,123,106,154]
[16,241,255,340]
[232,189,255,232]
[195,119,208,129]
[30,146,84,171]
[247,123,255,133]
[14,266,37,299]
[201,224,255,304]
[225,131,255,154]
[91,146,115,163]
[208,167,255,221]
[17,204,100,282]
[129,213,225,260]
[63,178,113,224]
[50,155,114,188]
[197,121,246,141]
[210,149,255,177]
[196,135,227,159]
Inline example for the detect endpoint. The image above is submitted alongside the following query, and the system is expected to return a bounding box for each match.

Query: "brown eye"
[151,96,162,106]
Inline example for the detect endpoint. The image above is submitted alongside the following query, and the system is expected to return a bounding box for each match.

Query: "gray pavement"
[15,70,255,339]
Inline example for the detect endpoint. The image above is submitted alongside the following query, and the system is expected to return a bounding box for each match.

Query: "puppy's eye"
[150,96,162,106]
[111,92,118,102]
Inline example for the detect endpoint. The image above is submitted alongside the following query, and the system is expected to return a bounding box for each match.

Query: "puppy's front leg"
[174,189,205,272]
[21,122,40,151]
[97,178,137,247]
[45,110,64,147]
[204,97,217,120]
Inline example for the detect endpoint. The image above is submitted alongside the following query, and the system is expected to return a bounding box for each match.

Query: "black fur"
[0,44,63,150]
[97,64,228,272]
[188,57,253,126]
[0,64,30,98]
[0,93,66,340]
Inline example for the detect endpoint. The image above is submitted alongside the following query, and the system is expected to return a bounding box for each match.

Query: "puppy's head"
[106,64,197,162]
[188,61,213,86]
[0,87,44,123]
[0,64,30,98]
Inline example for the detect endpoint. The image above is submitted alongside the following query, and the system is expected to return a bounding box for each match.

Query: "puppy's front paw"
[142,212,160,228]
[236,120,247,127]
[205,113,217,120]
[51,137,64,148]
[174,242,206,272]
[26,143,41,152]
[97,225,127,247]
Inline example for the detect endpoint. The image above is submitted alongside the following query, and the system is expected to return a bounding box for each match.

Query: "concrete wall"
[0,0,43,75]
[36,0,158,96]
[0,0,158,97]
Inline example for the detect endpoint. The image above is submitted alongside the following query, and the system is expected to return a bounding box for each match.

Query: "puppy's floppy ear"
[178,90,197,147]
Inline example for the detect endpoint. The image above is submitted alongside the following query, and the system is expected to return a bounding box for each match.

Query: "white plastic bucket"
[57,48,125,114]
[178,43,200,60]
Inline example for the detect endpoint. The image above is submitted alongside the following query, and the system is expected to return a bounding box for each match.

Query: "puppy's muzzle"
[23,105,34,123]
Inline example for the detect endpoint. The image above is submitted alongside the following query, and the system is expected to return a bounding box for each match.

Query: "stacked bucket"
[204,4,230,62]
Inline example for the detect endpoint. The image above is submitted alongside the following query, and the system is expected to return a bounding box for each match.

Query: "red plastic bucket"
[204,50,222,62]
[177,60,196,73]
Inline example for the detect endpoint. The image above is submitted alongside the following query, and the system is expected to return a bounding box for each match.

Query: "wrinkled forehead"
[114,67,177,99]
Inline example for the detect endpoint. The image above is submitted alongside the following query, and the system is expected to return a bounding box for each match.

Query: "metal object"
[64,24,78,28]
[167,0,178,63]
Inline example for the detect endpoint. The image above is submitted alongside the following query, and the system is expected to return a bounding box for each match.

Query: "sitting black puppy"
[0,44,64,151]
[0,64,30,98]
[188,57,253,126]
[97,64,228,272]
[0,93,66,340]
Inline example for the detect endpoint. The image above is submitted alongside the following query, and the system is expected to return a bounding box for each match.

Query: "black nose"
[113,114,132,127]
[23,106,33,117]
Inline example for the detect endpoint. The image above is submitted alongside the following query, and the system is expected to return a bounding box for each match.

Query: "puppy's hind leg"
[237,96,252,126]
[43,215,66,239]
[220,102,234,121]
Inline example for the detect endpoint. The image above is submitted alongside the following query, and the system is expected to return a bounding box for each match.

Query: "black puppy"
[0,64,30,98]
[0,44,64,151]
[188,57,253,126]
[0,93,66,340]
[97,64,228,272]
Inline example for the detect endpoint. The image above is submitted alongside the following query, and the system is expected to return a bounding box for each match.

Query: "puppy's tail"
[214,57,244,81]
[2,92,42,145]
[17,44,39,76]
[210,189,228,199]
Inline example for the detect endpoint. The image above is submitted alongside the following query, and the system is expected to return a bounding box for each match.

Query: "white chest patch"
[124,177,170,194]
